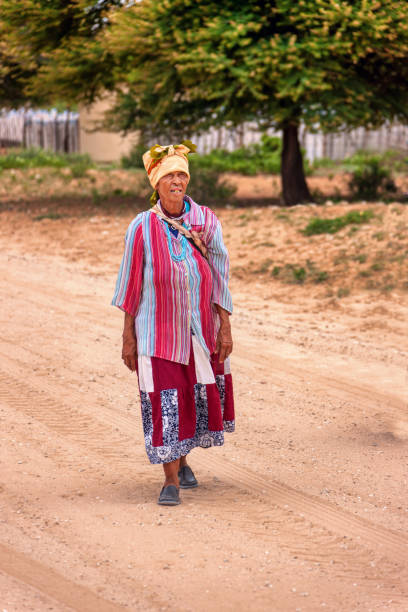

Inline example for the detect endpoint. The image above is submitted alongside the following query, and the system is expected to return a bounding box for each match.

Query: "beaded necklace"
[159,199,190,262]
[165,223,187,261]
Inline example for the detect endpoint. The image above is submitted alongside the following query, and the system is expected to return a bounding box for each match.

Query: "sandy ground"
[0,185,408,611]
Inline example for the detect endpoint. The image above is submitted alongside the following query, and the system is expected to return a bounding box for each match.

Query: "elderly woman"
[112,142,234,506]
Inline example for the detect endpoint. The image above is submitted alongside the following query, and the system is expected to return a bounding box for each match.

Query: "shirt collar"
[183,195,204,226]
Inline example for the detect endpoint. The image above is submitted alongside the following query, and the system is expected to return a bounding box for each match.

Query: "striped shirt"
[112,196,233,365]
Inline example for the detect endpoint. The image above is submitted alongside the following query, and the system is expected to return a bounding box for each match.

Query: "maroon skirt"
[137,336,234,464]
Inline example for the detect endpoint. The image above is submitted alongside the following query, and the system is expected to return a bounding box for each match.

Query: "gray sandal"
[178,465,198,489]
[158,485,181,506]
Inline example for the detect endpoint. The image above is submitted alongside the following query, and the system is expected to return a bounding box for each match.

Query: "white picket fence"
[0,108,80,153]
[195,122,408,162]
[1,107,408,161]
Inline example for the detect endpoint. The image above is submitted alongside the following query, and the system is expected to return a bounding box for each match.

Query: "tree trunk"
[281,124,311,206]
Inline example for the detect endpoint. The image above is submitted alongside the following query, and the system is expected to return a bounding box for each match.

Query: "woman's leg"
[162,454,191,486]
[178,453,198,488]
[163,458,180,487]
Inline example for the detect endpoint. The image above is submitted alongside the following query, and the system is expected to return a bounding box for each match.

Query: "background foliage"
[3,1,408,133]
[102,0,408,137]
[2,1,408,203]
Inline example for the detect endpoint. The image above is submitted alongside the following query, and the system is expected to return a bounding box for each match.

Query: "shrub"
[305,259,329,282]
[310,148,408,178]
[70,162,90,178]
[346,148,408,173]
[292,266,307,283]
[0,147,93,170]
[189,134,283,176]
[346,153,397,200]
[302,210,374,235]
[280,264,307,283]
[314,270,328,282]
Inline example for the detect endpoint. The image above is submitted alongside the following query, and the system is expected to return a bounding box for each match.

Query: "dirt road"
[0,214,407,611]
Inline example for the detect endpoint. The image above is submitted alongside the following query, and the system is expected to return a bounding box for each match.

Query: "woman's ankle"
[164,477,179,488]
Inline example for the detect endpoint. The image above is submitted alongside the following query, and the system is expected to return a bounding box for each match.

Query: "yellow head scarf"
[142,141,196,204]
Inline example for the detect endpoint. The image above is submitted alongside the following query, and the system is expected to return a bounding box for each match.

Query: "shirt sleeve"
[111,216,144,316]
[206,214,233,314]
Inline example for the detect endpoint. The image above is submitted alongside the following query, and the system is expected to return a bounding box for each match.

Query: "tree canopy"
[0,0,120,107]
[102,0,408,135]
[2,0,408,203]
[105,0,408,203]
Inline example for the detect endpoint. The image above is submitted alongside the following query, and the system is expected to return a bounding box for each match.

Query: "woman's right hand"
[122,312,137,371]
[122,335,138,372]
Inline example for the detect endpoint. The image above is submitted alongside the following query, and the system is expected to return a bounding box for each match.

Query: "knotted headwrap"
[142,140,196,205]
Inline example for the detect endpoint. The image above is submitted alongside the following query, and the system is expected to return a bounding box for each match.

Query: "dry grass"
[0,168,407,304]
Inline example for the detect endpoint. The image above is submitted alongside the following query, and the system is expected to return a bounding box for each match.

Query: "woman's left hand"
[216,322,233,363]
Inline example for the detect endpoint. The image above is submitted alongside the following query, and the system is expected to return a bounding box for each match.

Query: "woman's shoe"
[158,485,181,505]
[178,465,198,489]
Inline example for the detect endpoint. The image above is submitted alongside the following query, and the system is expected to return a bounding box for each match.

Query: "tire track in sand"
[0,370,137,467]
[1,255,407,605]
[2,267,406,419]
[1,362,407,572]
[0,542,126,612]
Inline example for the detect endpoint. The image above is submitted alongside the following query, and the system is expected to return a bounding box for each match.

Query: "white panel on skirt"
[137,355,154,392]
[224,356,231,375]
[192,334,216,384]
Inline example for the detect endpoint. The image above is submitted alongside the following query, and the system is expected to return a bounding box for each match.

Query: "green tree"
[3,1,408,205]
[0,43,35,107]
[0,0,120,107]
[103,0,408,204]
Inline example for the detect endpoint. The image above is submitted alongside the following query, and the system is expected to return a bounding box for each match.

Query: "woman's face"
[157,171,189,207]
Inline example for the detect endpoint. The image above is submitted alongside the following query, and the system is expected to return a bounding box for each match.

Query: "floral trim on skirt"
[137,335,234,464]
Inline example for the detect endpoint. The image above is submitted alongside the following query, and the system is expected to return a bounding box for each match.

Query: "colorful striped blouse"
[112,196,233,365]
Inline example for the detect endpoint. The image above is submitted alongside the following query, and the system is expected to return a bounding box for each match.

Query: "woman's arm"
[112,216,144,315]
[112,216,144,371]
[122,312,137,372]
[214,304,233,364]
[204,211,234,363]
[205,212,233,316]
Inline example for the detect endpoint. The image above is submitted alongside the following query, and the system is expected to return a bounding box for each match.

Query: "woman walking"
[112,142,234,506]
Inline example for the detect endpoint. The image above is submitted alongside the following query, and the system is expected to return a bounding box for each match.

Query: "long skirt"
[137,334,235,464]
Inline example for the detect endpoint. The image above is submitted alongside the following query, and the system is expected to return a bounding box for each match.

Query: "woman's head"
[156,170,189,208]
[142,141,195,205]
